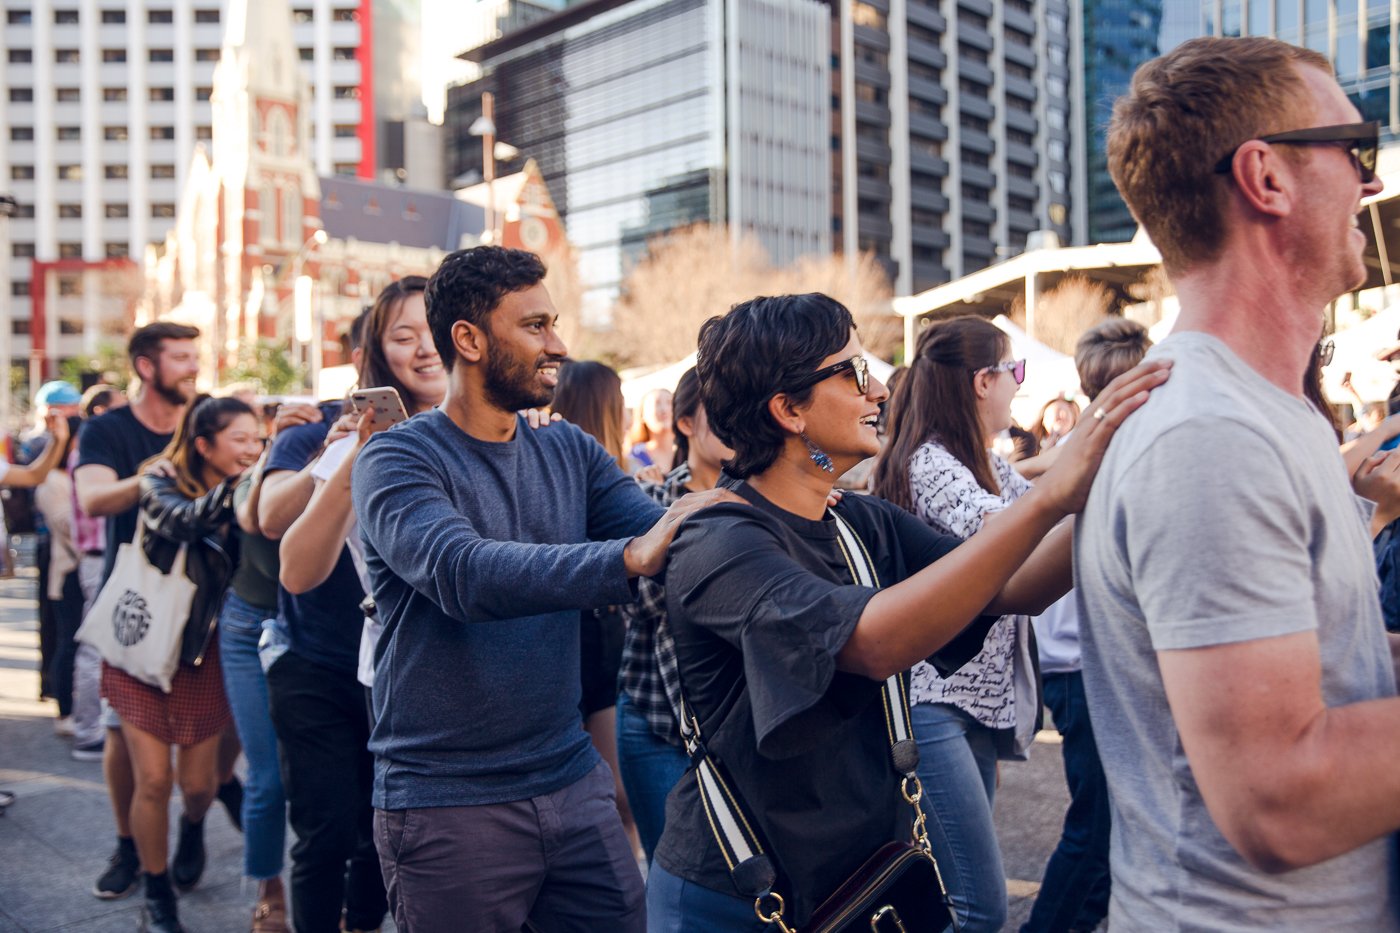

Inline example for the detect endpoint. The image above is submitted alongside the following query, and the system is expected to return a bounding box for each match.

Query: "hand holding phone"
[350,387,410,432]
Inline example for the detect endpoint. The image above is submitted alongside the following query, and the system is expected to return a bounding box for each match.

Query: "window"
[8,49,32,63]
[58,165,82,180]
[195,9,219,22]
[151,203,175,218]
[105,165,128,179]
[12,243,35,257]
[851,2,886,29]
[334,124,358,138]
[10,127,34,141]
[57,126,81,140]
[104,126,128,141]
[59,243,82,258]
[292,8,313,22]
[103,49,126,62]
[195,125,212,140]
[101,9,125,22]
[149,87,175,101]
[195,87,213,101]
[11,282,30,297]
[57,88,81,101]
[7,10,31,23]
[195,48,219,61]
[105,243,129,258]
[149,126,175,140]
[332,47,356,60]
[333,8,356,20]
[103,88,127,101]
[148,9,173,23]
[56,48,80,63]
[299,48,314,61]
[151,165,175,179]
[11,166,34,180]
[334,86,360,99]
[55,9,79,23]
[149,49,174,62]
[105,204,129,218]
[58,204,81,218]
[9,89,33,102]
[958,42,989,65]
[333,162,357,175]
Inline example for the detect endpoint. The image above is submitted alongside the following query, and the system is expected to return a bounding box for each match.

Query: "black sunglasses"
[1213,121,1379,184]
[1318,338,1336,368]
[789,356,870,395]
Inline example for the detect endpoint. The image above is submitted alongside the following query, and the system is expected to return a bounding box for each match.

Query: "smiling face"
[792,330,889,472]
[481,283,568,412]
[195,412,262,481]
[973,352,1019,440]
[382,292,447,412]
[147,339,200,407]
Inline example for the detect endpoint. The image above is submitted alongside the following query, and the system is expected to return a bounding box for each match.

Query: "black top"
[75,407,174,584]
[655,482,980,925]
[229,474,280,612]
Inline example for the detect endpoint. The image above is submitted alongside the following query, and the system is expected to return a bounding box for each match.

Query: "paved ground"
[0,545,1074,931]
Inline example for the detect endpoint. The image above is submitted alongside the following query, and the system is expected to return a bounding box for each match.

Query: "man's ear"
[1227,141,1293,218]
[133,355,154,384]
[452,320,486,365]
[766,392,804,436]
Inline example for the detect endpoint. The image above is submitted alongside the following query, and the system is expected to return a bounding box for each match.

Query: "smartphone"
[350,386,410,430]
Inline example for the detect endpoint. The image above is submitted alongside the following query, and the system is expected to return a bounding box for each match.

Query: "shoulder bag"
[676,509,958,933]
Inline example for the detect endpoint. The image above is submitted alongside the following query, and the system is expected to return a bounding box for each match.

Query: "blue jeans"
[1021,672,1111,933]
[616,691,690,864]
[219,592,286,880]
[646,863,765,932]
[911,702,1007,933]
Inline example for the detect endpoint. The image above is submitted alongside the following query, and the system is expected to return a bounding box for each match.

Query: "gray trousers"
[374,760,645,933]
[69,555,106,747]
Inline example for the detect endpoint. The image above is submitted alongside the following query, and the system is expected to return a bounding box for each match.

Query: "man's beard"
[152,368,194,407]
[484,348,553,413]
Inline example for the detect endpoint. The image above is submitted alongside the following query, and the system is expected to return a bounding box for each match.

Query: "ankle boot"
[140,872,184,933]
[170,816,206,891]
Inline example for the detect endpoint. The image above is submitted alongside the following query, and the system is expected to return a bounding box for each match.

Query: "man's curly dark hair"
[424,246,547,370]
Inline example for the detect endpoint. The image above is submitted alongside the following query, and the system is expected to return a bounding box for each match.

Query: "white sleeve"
[908,442,1009,539]
[310,435,355,483]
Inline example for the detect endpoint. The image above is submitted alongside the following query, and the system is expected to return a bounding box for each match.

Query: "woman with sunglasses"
[648,294,1167,930]
[870,314,1037,932]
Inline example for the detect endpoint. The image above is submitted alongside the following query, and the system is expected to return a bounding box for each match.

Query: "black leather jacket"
[138,473,239,666]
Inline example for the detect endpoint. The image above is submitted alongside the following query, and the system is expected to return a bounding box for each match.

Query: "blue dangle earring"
[801,432,834,473]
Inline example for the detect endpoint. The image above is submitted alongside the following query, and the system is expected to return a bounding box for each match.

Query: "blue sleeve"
[266,421,328,474]
[580,431,666,541]
[353,432,639,623]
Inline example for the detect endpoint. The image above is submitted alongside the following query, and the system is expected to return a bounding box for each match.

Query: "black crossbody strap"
[675,508,920,913]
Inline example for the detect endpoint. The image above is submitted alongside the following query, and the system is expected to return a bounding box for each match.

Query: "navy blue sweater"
[353,410,665,808]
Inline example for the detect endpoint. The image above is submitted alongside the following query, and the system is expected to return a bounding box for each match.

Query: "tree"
[223,339,306,396]
[1009,275,1116,356]
[601,225,898,367]
[58,341,131,391]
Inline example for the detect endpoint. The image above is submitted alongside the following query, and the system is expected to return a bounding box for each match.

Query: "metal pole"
[483,92,496,242]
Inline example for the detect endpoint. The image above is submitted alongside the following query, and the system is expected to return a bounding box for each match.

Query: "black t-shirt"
[75,407,174,584]
[655,482,976,925]
[265,410,364,675]
[229,475,280,612]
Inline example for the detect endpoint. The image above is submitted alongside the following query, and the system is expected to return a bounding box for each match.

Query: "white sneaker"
[53,716,74,738]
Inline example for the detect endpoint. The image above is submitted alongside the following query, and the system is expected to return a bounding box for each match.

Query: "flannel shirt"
[617,463,691,746]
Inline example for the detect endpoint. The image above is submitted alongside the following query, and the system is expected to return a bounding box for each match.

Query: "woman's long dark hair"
[357,276,429,411]
[552,360,627,470]
[872,316,1008,508]
[671,367,701,467]
[144,394,255,499]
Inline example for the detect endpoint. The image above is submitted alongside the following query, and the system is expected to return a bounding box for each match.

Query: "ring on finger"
[1093,408,1107,422]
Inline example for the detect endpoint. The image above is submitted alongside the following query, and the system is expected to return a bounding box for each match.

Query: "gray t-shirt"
[1074,331,1399,932]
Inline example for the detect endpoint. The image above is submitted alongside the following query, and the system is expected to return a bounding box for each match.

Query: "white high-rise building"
[0,0,395,377]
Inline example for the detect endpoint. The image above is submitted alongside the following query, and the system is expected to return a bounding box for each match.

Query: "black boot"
[140,872,184,933]
[216,776,244,832]
[170,816,206,891]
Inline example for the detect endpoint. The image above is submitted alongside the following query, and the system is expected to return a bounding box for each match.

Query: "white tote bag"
[76,523,197,693]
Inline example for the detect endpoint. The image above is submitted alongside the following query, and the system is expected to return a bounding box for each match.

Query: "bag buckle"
[755,892,795,933]
[870,904,908,932]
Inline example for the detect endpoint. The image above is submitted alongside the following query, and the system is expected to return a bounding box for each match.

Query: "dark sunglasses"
[789,356,870,395]
[1213,121,1379,184]
[1318,338,1336,368]
[975,358,1026,385]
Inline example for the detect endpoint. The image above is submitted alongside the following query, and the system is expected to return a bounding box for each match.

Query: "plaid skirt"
[101,637,230,746]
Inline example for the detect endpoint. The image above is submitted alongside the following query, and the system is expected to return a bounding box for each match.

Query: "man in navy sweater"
[353,247,731,931]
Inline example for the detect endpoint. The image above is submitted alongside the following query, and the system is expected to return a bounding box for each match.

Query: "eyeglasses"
[1213,121,1380,184]
[975,359,1026,385]
[789,356,870,395]
[1318,338,1336,368]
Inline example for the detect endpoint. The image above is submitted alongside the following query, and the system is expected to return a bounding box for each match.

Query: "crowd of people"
[14,32,1400,933]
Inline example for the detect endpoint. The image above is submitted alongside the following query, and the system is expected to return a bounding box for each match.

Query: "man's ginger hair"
[1108,36,1331,273]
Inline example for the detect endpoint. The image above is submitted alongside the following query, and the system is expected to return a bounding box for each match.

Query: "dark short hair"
[696,294,855,479]
[671,367,700,467]
[424,247,547,371]
[128,321,200,372]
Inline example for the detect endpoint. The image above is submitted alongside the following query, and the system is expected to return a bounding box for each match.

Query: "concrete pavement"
[0,547,1076,931]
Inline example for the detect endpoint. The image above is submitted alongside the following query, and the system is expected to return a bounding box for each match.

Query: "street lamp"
[468,94,520,244]
[288,227,328,391]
